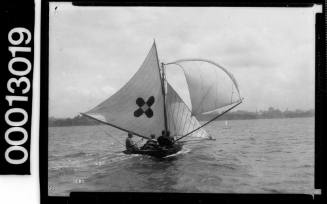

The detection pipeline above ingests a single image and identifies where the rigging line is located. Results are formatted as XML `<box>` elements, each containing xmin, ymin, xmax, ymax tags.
<box><xmin>164</xmin><ymin>58</ymin><xmax>240</xmax><ymax>94</ymax></box>
<box><xmin>167</xmin><ymin>79</ymin><xmax>208</xmax><ymax>139</ymax></box>
<box><xmin>169</xmin><ymin>104</ymin><xmax>177</xmax><ymax>136</ymax></box>
<box><xmin>165</xmin><ymin>61</ymin><xmax>241</xmax><ymax>141</ymax></box>
<box><xmin>166</xmin><ymin>64</ymin><xmax>193</xmax><ymax>111</ymax></box>
<box><xmin>180</xmin><ymin>104</ymin><xmax>187</xmax><ymax>134</ymax></box>
<box><xmin>84</xmin><ymin>117</ymin><xmax>125</xmax><ymax>148</ymax></box>
<box><xmin>191</xmin><ymin>118</ymin><xmax>196</xmax><ymax>136</ymax></box>
<box><xmin>170</xmin><ymin>95</ymin><xmax>178</xmax><ymax>135</ymax></box>
<box><xmin>166</xmin><ymin>103</ymin><xmax>171</xmax><ymax>131</ymax></box>
<box><xmin>217</xmin><ymin>67</ymin><xmax>220</xmax><ymax>106</ymax></box>
<box><xmin>167</xmin><ymin>104</ymin><xmax>173</xmax><ymax>133</ymax></box>
<box><xmin>94</xmin><ymin>119</ymin><xmax>144</xmax><ymax>149</ymax></box>
<box><xmin>184</xmin><ymin>110</ymin><xmax>192</xmax><ymax>135</ymax></box>
<box><xmin>199</xmin><ymin>66</ymin><xmax>204</xmax><ymax>113</ymax></box>
<box><xmin>194</xmin><ymin>83</ymin><xmax>215</xmax><ymax>114</ymax></box>
<box><xmin>231</xmin><ymin>83</ymin><xmax>234</xmax><ymax>104</ymax></box>
<box><xmin>97</xmin><ymin>125</ymin><xmax>125</xmax><ymax>147</ymax></box>
<box><xmin>167</xmin><ymin>93</ymin><xmax>175</xmax><ymax>134</ymax></box>
<box><xmin>175</xmin><ymin>99</ymin><xmax>182</xmax><ymax>132</ymax></box>
<box><xmin>178</xmin><ymin>102</ymin><xmax>186</xmax><ymax>134</ymax></box>
<box><xmin>174</xmin><ymin>100</ymin><xmax>243</xmax><ymax>143</ymax></box>
<box><xmin>180</xmin><ymin>138</ymin><xmax>213</xmax><ymax>143</ymax></box>
<box><xmin>168</xmin><ymin>80</ymin><xmax>194</xmax><ymax>122</ymax></box>
<box><xmin>184</xmin><ymin>112</ymin><xmax>193</xmax><ymax>137</ymax></box>
<box><xmin>168</xmin><ymin>82</ymin><xmax>194</xmax><ymax>135</ymax></box>
<box><xmin>175</xmin><ymin>62</ymin><xmax>205</xmax><ymax>113</ymax></box>
<box><xmin>80</xmin><ymin>113</ymin><xmax>149</xmax><ymax>140</ymax></box>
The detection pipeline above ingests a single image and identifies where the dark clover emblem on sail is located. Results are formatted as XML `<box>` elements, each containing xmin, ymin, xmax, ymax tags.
<box><xmin>134</xmin><ymin>96</ymin><xmax>155</xmax><ymax>118</ymax></box>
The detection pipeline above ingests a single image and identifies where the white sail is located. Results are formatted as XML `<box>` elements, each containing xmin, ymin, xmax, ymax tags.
<box><xmin>166</xmin><ymin>83</ymin><xmax>210</xmax><ymax>139</ymax></box>
<box><xmin>84</xmin><ymin>43</ymin><xmax>165</xmax><ymax>139</ymax></box>
<box><xmin>167</xmin><ymin>59</ymin><xmax>241</xmax><ymax>116</ymax></box>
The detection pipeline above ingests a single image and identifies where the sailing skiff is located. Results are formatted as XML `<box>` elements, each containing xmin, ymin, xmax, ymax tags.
<box><xmin>82</xmin><ymin>42</ymin><xmax>242</xmax><ymax>158</ymax></box>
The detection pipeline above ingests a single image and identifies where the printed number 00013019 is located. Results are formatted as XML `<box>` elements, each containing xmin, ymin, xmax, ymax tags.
<box><xmin>5</xmin><ymin>27</ymin><xmax>32</xmax><ymax>165</ymax></box>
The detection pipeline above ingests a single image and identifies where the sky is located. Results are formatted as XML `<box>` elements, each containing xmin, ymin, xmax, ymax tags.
<box><xmin>49</xmin><ymin>3</ymin><xmax>319</xmax><ymax>118</ymax></box>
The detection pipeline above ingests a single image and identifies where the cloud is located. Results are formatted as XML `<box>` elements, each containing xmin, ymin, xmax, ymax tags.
<box><xmin>49</xmin><ymin>4</ymin><xmax>316</xmax><ymax>117</ymax></box>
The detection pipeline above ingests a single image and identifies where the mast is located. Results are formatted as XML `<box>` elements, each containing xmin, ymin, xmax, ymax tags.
<box><xmin>161</xmin><ymin>62</ymin><xmax>168</xmax><ymax>135</ymax></box>
<box><xmin>153</xmin><ymin>40</ymin><xmax>168</xmax><ymax>135</ymax></box>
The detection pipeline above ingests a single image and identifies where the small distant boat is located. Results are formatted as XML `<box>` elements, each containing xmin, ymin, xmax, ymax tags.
<box><xmin>81</xmin><ymin>41</ymin><xmax>242</xmax><ymax>158</ymax></box>
<box><xmin>223</xmin><ymin>120</ymin><xmax>231</xmax><ymax>129</ymax></box>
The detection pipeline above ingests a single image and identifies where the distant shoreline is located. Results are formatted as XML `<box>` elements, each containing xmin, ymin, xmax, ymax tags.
<box><xmin>49</xmin><ymin>107</ymin><xmax>314</xmax><ymax>127</ymax></box>
<box><xmin>49</xmin><ymin>116</ymin><xmax>314</xmax><ymax>128</ymax></box>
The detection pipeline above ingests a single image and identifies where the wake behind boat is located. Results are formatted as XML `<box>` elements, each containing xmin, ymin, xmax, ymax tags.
<box><xmin>81</xmin><ymin>41</ymin><xmax>242</xmax><ymax>158</ymax></box>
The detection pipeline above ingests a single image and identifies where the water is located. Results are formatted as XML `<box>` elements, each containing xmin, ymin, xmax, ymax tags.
<box><xmin>48</xmin><ymin>117</ymin><xmax>314</xmax><ymax>196</ymax></box>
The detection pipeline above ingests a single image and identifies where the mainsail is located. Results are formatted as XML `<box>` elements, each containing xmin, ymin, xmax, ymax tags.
<box><xmin>166</xmin><ymin>83</ymin><xmax>210</xmax><ymax>139</ymax></box>
<box><xmin>166</xmin><ymin>59</ymin><xmax>242</xmax><ymax>116</ymax></box>
<box><xmin>83</xmin><ymin>43</ymin><xmax>165</xmax><ymax>139</ymax></box>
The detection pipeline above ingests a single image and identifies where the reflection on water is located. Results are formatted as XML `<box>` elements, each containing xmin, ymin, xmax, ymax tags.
<box><xmin>48</xmin><ymin>117</ymin><xmax>314</xmax><ymax>196</ymax></box>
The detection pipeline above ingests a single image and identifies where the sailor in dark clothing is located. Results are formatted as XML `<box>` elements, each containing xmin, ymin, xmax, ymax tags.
<box><xmin>125</xmin><ymin>132</ymin><xmax>139</xmax><ymax>152</ymax></box>
<box><xmin>157</xmin><ymin>131</ymin><xmax>165</xmax><ymax>146</ymax></box>
<box><xmin>157</xmin><ymin>130</ymin><xmax>174</xmax><ymax>148</ymax></box>
<box><xmin>141</xmin><ymin>134</ymin><xmax>158</xmax><ymax>150</ymax></box>
<box><xmin>165</xmin><ymin>131</ymin><xmax>175</xmax><ymax>145</ymax></box>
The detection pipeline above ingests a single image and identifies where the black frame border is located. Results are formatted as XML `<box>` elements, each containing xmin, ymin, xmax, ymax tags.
<box><xmin>40</xmin><ymin>1</ymin><xmax>326</xmax><ymax>203</ymax></box>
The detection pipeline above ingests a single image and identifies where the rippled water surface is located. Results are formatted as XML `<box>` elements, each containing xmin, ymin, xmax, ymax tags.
<box><xmin>48</xmin><ymin>117</ymin><xmax>314</xmax><ymax>196</ymax></box>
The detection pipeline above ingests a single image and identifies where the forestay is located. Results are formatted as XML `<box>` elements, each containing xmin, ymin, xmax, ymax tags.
<box><xmin>167</xmin><ymin>59</ymin><xmax>242</xmax><ymax>116</ymax></box>
<box><xmin>166</xmin><ymin>83</ymin><xmax>210</xmax><ymax>139</ymax></box>
<box><xmin>83</xmin><ymin>43</ymin><xmax>165</xmax><ymax>139</ymax></box>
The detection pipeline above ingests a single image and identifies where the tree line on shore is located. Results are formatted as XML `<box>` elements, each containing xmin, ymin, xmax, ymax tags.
<box><xmin>197</xmin><ymin>107</ymin><xmax>314</xmax><ymax>121</ymax></box>
<box><xmin>49</xmin><ymin>107</ymin><xmax>314</xmax><ymax>127</ymax></box>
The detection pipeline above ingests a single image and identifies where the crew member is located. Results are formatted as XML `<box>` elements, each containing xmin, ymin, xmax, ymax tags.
<box><xmin>157</xmin><ymin>130</ymin><xmax>174</xmax><ymax>147</ymax></box>
<box><xmin>125</xmin><ymin>132</ymin><xmax>139</xmax><ymax>152</ymax></box>
<box><xmin>141</xmin><ymin>134</ymin><xmax>158</xmax><ymax>150</ymax></box>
